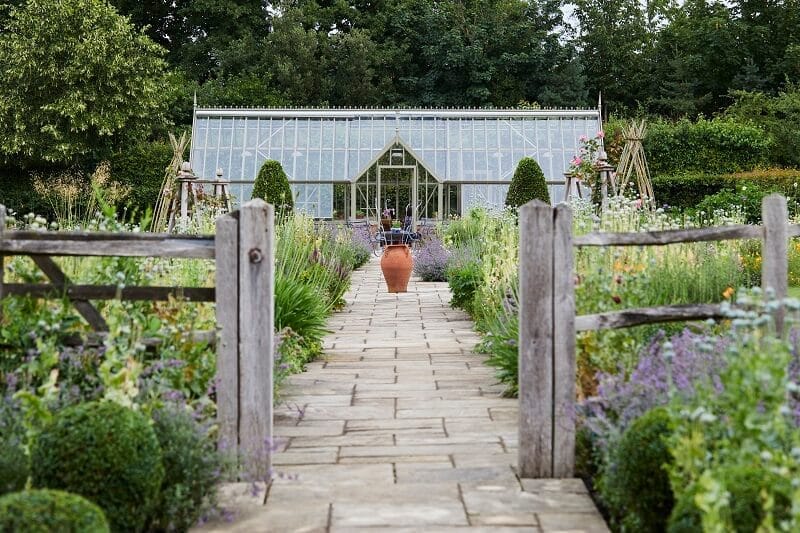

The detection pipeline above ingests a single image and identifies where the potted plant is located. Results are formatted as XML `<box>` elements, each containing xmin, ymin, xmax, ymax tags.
<box><xmin>381</xmin><ymin>208</ymin><xmax>393</xmax><ymax>231</ymax></box>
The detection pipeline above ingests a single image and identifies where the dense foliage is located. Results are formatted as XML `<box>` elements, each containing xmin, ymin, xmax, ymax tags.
<box><xmin>725</xmin><ymin>86</ymin><xmax>800</xmax><ymax>169</ymax></box>
<box><xmin>577</xmin><ymin>290</ymin><xmax>800</xmax><ymax>531</ymax></box>
<box><xmin>505</xmin><ymin>157</ymin><xmax>550</xmax><ymax>208</ymax></box>
<box><xmin>640</xmin><ymin>118</ymin><xmax>771</xmax><ymax>176</ymax></box>
<box><xmin>95</xmin><ymin>0</ymin><xmax>800</xmax><ymax>117</ymax></box>
<box><xmin>651</xmin><ymin>169</ymin><xmax>800</xmax><ymax>221</ymax></box>
<box><xmin>0</xmin><ymin>0</ymin><xmax>173</xmax><ymax>166</ymax></box>
<box><xmin>0</xmin><ymin>489</ymin><xmax>110</xmax><ymax>533</ymax></box>
<box><xmin>0</xmin><ymin>402</ymin><xmax>27</xmax><ymax>496</ymax></box>
<box><xmin>31</xmin><ymin>401</ymin><xmax>164</xmax><ymax>533</ymax></box>
<box><xmin>0</xmin><ymin>184</ymin><xmax>371</xmax><ymax>528</ymax></box>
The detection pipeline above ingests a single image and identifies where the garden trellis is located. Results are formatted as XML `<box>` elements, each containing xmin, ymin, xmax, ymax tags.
<box><xmin>518</xmin><ymin>194</ymin><xmax>793</xmax><ymax>478</ymax></box>
<box><xmin>0</xmin><ymin>201</ymin><xmax>275</xmax><ymax>474</ymax></box>
<box><xmin>615</xmin><ymin>120</ymin><xmax>655</xmax><ymax>205</ymax></box>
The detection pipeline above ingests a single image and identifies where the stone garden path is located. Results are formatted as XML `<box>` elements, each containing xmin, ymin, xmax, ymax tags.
<box><xmin>199</xmin><ymin>257</ymin><xmax>609</xmax><ymax>532</ymax></box>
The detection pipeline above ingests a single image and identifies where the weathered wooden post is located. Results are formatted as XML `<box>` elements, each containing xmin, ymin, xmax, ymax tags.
<box><xmin>519</xmin><ymin>200</ymin><xmax>554</xmax><ymax>478</ymax></box>
<box><xmin>178</xmin><ymin>162</ymin><xmax>196</xmax><ymax>223</ymax></box>
<box><xmin>215</xmin><ymin>200</ymin><xmax>275</xmax><ymax>477</ymax></box>
<box><xmin>761</xmin><ymin>194</ymin><xmax>788</xmax><ymax>332</ymax></box>
<box><xmin>238</xmin><ymin>199</ymin><xmax>274</xmax><ymax>477</ymax></box>
<box><xmin>519</xmin><ymin>200</ymin><xmax>576</xmax><ymax>478</ymax></box>
<box><xmin>552</xmin><ymin>203</ymin><xmax>576</xmax><ymax>477</ymax></box>
<box><xmin>215</xmin><ymin>210</ymin><xmax>239</xmax><ymax>458</ymax></box>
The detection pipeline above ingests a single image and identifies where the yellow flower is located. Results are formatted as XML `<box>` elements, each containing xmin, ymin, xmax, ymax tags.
<box><xmin>722</xmin><ymin>286</ymin><xmax>734</xmax><ymax>300</ymax></box>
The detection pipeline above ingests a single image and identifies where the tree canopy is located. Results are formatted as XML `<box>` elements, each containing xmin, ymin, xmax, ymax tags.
<box><xmin>0</xmin><ymin>0</ymin><xmax>174</xmax><ymax>165</ymax></box>
<box><xmin>101</xmin><ymin>0</ymin><xmax>800</xmax><ymax>117</ymax></box>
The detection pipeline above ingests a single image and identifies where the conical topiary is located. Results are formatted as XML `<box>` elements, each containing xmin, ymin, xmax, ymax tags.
<box><xmin>251</xmin><ymin>160</ymin><xmax>294</xmax><ymax>216</ymax></box>
<box><xmin>505</xmin><ymin>157</ymin><xmax>550</xmax><ymax>208</ymax></box>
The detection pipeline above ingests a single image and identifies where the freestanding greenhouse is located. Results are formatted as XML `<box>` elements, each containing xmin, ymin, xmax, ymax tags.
<box><xmin>190</xmin><ymin>107</ymin><xmax>602</xmax><ymax>223</ymax></box>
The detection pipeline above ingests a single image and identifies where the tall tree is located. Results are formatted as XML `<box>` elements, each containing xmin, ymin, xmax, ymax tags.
<box><xmin>732</xmin><ymin>0</ymin><xmax>800</xmax><ymax>91</ymax></box>
<box><xmin>371</xmin><ymin>0</ymin><xmax>583</xmax><ymax>107</ymax></box>
<box><xmin>0</xmin><ymin>0</ymin><xmax>174</xmax><ymax>165</ymax></box>
<box><xmin>110</xmin><ymin>0</ymin><xmax>270</xmax><ymax>81</ymax></box>
<box><xmin>647</xmin><ymin>0</ymin><xmax>740</xmax><ymax>116</ymax></box>
<box><xmin>572</xmin><ymin>0</ymin><xmax>651</xmax><ymax>113</ymax></box>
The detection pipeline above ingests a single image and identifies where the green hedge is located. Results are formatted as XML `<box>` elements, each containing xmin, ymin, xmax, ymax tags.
<box><xmin>605</xmin><ymin>117</ymin><xmax>772</xmax><ymax>177</ymax></box>
<box><xmin>645</xmin><ymin>118</ymin><xmax>771</xmax><ymax>176</ymax></box>
<box><xmin>652</xmin><ymin>169</ymin><xmax>800</xmax><ymax>211</ymax></box>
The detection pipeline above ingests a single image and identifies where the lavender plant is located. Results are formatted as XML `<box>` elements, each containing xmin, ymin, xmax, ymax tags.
<box><xmin>413</xmin><ymin>234</ymin><xmax>450</xmax><ymax>282</ymax></box>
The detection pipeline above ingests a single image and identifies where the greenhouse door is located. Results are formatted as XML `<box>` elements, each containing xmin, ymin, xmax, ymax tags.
<box><xmin>350</xmin><ymin>138</ymin><xmax>442</xmax><ymax>224</ymax></box>
<box><xmin>377</xmin><ymin>165</ymin><xmax>416</xmax><ymax>224</ymax></box>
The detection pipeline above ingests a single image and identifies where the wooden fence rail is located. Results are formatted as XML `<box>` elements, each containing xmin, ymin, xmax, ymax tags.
<box><xmin>0</xmin><ymin>201</ymin><xmax>274</xmax><ymax>475</ymax></box>
<box><xmin>519</xmin><ymin>194</ymin><xmax>794</xmax><ymax>478</ymax></box>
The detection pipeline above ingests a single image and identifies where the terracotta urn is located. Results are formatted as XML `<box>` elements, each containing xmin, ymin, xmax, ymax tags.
<box><xmin>381</xmin><ymin>218</ymin><xmax>392</xmax><ymax>231</ymax></box>
<box><xmin>380</xmin><ymin>244</ymin><xmax>413</xmax><ymax>293</ymax></box>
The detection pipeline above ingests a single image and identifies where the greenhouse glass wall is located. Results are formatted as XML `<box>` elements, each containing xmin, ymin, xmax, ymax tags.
<box><xmin>190</xmin><ymin>107</ymin><xmax>601</xmax><ymax>222</ymax></box>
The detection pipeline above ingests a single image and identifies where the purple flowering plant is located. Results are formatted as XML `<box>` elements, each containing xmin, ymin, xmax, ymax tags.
<box><xmin>413</xmin><ymin>234</ymin><xmax>451</xmax><ymax>282</ymax></box>
<box><xmin>580</xmin><ymin>327</ymin><xmax>728</xmax><ymax>453</ymax></box>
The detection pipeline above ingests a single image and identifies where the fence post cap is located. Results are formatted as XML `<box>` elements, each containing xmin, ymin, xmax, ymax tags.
<box><xmin>242</xmin><ymin>198</ymin><xmax>271</xmax><ymax>210</ymax></box>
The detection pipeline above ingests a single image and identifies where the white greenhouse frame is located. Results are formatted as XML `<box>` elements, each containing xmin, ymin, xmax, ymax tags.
<box><xmin>190</xmin><ymin>106</ymin><xmax>602</xmax><ymax>223</ymax></box>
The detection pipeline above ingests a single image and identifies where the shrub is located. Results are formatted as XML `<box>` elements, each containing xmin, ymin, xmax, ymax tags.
<box><xmin>251</xmin><ymin>160</ymin><xmax>293</xmax><ymax>216</ymax></box>
<box><xmin>479</xmin><ymin>301</ymin><xmax>519</xmax><ymax>395</ymax></box>
<box><xmin>348</xmin><ymin>227</ymin><xmax>372</xmax><ymax>269</ymax></box>
<box><xmin>600</xmin><ymin>407</ymin><xmax>674</xmax><ymax>533</ymax></box>
<box><xmin>644</xmin><ymin>117</ymin><xmax>771</xmax><ymax>176</ymax></box>
<box><xmin>31</xmin><ymin>401</ymin><xmax>164</xmax><ymax>533</ymax></box>
<box><xmin>444</xmin><ymin>208</ymin><xmax>490</xmax><ymax>247</ymax></box>
<box><xmin>0</xmin><ymin>489</ymin><xmax>109</xmax><ymax>533</ymax></box>
<box><xmin>725</xmin><ymin>87</ymin><xmax>800</xmax><ymax>169</ymax></box>
<box><xmin>652</xmin><ymin>169</ymin><xmax>800</xmax><ymax>218</ymax></box>
<box><xmin>505</xmin><ymin>157</ymin><xmax>549</xmax><ymax>208</ymax></box>
<box><xmin>413</xmin><ymin>235</ymin><xmax>450</xmax><ymax>282</ymax></box>
<box><xmin>0</xmin><ymin>435</ymin><xmax>28</xmax><ymax>497</ymax></box>
<box><xmin>147</xmin><ymin>406</ymin><xmax>222</xmax><ymax>532</ymax></box>
<box><xmin>582</xmin><ymin>329</ymin><xmax>727</xmax><ymax>446</ymax></box>
<box><xmin>667</xmin><ymin>465</ymin><xmax>792</xmax><ymax>533</ymax></box>
<box><xmin>446</xmin><ymin>256</ymin><xmax>482</xmax><ymax>315</ymax></box>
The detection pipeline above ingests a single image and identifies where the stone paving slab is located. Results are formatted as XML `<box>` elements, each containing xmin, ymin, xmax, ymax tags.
<box><xmin>196</xmin><ymin>256</ymin><xmax>608</xmax><ymax>532</ymax></box>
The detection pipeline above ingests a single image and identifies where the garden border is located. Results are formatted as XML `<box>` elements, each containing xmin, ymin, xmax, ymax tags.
<box><xmin>519</xmin><ymin>193</ymin><xmax>793</xmax><ymax>478</ymax></box>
